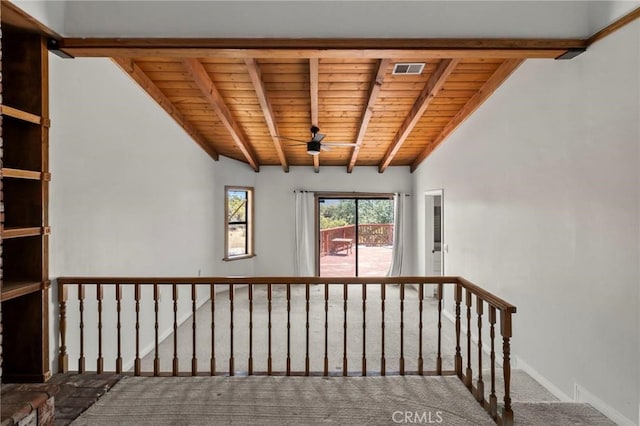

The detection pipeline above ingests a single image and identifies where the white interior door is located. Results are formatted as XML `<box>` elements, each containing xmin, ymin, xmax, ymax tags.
<box><xmin>425</xmin><ymin>190</ymin><xmax>444</xmax><ymax>276</ymax></box>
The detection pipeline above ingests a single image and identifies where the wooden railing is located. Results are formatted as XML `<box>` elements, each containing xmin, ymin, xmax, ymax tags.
<box><xmin>320</xmin><ymin>224</ymin><xmax>393</xmax><ymax>255</ymax></box>
<box><xmin>57</xmin><ymin>276</ymin><xmax>516</xmax><ymax>425</ymax></box>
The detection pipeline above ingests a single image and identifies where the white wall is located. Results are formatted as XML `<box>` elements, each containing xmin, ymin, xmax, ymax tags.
<box><xmin>412</xmin><ymin>21</ymin><xmax>640</xmax><ymax>424</ymax></box>
<box><xmin>48</xmin><ymin>56</ymin><xmax>223</xmax><ymax>373</ymax></box>
<box><xmin>253</xmin><ymin>166</ymin><xmax>413</xmax><ymax>276</ymax></box>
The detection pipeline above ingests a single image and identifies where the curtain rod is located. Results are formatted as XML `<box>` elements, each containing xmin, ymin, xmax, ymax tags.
<box><xmin>294</xmin><ymin>190</ymin><xmax>410</xmax><ymax>196</ymax></box>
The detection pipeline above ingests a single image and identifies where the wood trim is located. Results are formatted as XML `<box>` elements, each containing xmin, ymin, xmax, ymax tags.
<box><xmin>587</xmin><ymin>6</ymin><xmax>640</xmax><ymax>46</ymax></box>
<box><xmin>347</xmin><ymin>58</ymin><xmax>390</xmax><ymax>173</ymax></box>
<box><xmin>56</xmin><ymin>275</ymin><xmax>517</xmax><ymax>312</ymax></box>
<box><xmin>183</xmin><ymin>58</ymin><xmax>259</xmax><ymax>171</ymax></box>
<box><xmin>2</xmin><ymin>227</ymin><xmax>42</xmax><ymax>239</ymax></box>
<box><xmin>378</xmin><ymin>58</ymin><xmax>459</xmax><ymax>173</ymax></box>
<box><xmin>0</xmin><ymin>1</ymin><xmax>62</xmax><ymax>39</ymax></box>
<box><xmin>1</xmin><ymin>168</ymin><xmax>41</xmax><ymax>180</ymax></box>
<box><xmin>112</xmin><ymin>58</ymin><xmax>219</xmax><ymax>161</ymax></box>
<box><xmin>56</xmin><ymin>37</ymin><xmax>585</xmax><ymax>59</ymax></box>
<box><xmin>245</xmin><ymin>58</ymin><xmax>288</xmax><ymax>172</ymax></box>
<box><xmin>309</xmin><ymin>58</ymin><xmax>320</xmax><ymax>173</ymax></box>
<box><xmin>1</xmin><ymin>281</ymin><xmax>43</xmax><ymax>302</ymax></box>
<box><xmin>411</xmin><ymin>59</ymin><xmax>524</xmax><ymax>172</ymax></box>
<box><xmin>0</xmin><ymin>105</ymin><xmax>41</xmax><ymax>124</ymax></box>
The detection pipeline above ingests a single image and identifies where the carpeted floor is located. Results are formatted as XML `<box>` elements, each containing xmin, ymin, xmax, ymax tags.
<box><xmin>71</xmin><ymin>375</ymin><xmax>496</xmax><ymax>425</ymax></box>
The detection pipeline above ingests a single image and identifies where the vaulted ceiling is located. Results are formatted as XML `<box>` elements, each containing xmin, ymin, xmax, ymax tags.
<box><xmin>12</xmin><ymin>1</ymin><xmax>640</xmax><ymax>173</ymax></box>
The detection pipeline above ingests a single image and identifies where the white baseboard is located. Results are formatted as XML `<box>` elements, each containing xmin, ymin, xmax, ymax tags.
<box><xmin>513</xmin><ymin>357</ymin><xmax>572</xmax><ymax>402</ymax></box>
<box><xmin>574</xmin><ymin>383</ymin><xmax>636</xmax><ymax>426</ymax></box>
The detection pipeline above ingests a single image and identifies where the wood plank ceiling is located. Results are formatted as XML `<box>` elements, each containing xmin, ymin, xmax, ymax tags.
<box><xmin>58</xmin><ymin>39</ymin><xmax>588</xmax><ymax>173</ymax></box>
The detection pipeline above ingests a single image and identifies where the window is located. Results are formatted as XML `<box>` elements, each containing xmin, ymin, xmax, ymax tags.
<box><xmin>318</xmin><ymin>195</ymin><xmax>394</xmax><ymax>277</ymax></box>
<box><xmin>224</xmin><ymin>186</ymin><xmax>254</xmax><ymax>260</ymax></box>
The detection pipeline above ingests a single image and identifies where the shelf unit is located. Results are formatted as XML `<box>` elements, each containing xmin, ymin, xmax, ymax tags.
<box><xmin>1</xmin><ymin>19</ymin><xmax>51</xmax><ymax>382</ymax></box>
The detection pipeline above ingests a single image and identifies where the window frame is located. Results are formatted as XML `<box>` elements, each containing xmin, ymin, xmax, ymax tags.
<box><xmin>223</xmin><ymin>185</ymin><xmax>255</xmax><ymax>261</ymax></box>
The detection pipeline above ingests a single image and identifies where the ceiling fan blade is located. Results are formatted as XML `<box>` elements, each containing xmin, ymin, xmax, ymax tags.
<box><xmin>312</xmin><ymin>133</ymin><xmax>326</xmax><ymax>143</ymax></box>
<box><xmin>321</xmin><ymin>142</ymin><xmax>358</xmax><ymax>147</ymax></box>
<box><xmin>320</xmin><ymin>145</ymin><xmax>331</xmax><ymax>151</ymax></box>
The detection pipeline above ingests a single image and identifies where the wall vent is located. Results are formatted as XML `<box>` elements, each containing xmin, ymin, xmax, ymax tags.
<box><xmin>392</xmin><ymin>63</ymin><xmax>425</xmax><ymax>75</ymax></box>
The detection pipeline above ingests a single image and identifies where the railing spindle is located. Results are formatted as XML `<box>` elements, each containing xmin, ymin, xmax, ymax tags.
<box><xmin>210</xmin><ymin>284</ymin><xmax>216</xmax><ymax>376</ymax></box>
<box><xmin>454</xmin><ymin>284</ymin><xmax>463</xmax><ymax>378</ymax></box>
<box><xmin>465</xmin><ymin>289</ymin><xmax>473</xmax><ymax>388</ymax></box>
<box><xmin>78</xmin><ymin>284</ymin><xmax>85</xmax><ymax>373</ymax></box>
<box><xmin>343</xmin><ymin>283</ymin><xmax>348</xmax><ymax>376</ymax></box>
<box><xmin>134</xmin><ymin>284</ymin><xmax>141</xmax><ymax>375</ymax></box>
<box><xmin>489</xmin><ymin>306</ymin><xmax>497</xmax><ymax>419</ymax></box>
<box><xmin>229</xmin><ymin>284</ymin><xmax>234</xmax><ymax>376</ymax></box>
<box><xmin>399</xmin><ymin>282</ymin><xmax>405</xmax><ymax>375</ymax></box>
<box><xmin>437</xmin><ymin>282</ymin><xmax>443</xmax><ymax>374</ymax></box>
<box><xmin>115</xmin><ymin>284</ymin><xmax>122</xmax><ymax>373</ymax></box>
<box><xmin>381</xmin><ymin>283</ymin><xmax>386</xmax><ymax>376</ymax></box>
<box><xmin>173</xmin><ymin>284</ymin><xmax>179</xmax><ymax>375</ymax></box>
<box><xmin>267</xmin><ymin>283</ymin><xmax>272</xmax><ymax>375</ymax></box>
<box><xmin>154</xmin><ymin>284</ymin><xmax>160</xmax><ymax>376</ymax></box>
<box><xmin>58</xmin><ymin>283</ymin><xmax>68</xmax><ymax>373</ymax></box>
<box><xmin>323</xmin><ymin>283</ymin><xmax>329</xmax><ymax>376</ymax></box>
<box><xmin>191</xmin><ymin>284</ymin><xmax>197</xmax><ymax>376</ymax></box>
<box><xmin>305</xmin><ymin>283</ymin><xmax>310</xmax><ymax>376</ymax></box>
<box><xmin>97</xmin><ymin>284</ymin><xmax>103</xmax><ymax>373</ymax></box>
<box><xmin>418</xmin><ymin>283</ymin><xmax>424</xmax><ymax>375</ymax></box>
<box><xmin>476</xmin><ymin>296</ymin><xmax>484</xmax><ymax>402</ymax></box>
<box><xmin>248</xmin><ymin>283</ymin><xmax>253</xmax><ymax>375</ymax></box>
<box><xmin>362</xmin><ymin>283</ymin><xmax>367</xmax><ymax>376</ymax></box>
<box><xmin>287</xmin><ymin>283</ymin><xmax>291</xmax><ymax>376</ymax></box>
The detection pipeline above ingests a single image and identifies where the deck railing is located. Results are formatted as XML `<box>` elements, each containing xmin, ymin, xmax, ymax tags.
<box><xmin>57</xmin><ymin>276</ymin><xmax>516</xmax><ymax>425</ymax></box>
<box><xmin>320</xmin><ymin>224</ymin><xmax>393</xmax><ymax>255</ymax></box>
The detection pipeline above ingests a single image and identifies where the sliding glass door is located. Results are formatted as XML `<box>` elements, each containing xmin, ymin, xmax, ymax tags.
<box><xmin>318</xmin><ymin>197</ymin><xmax>394</xmax><ymax>277</ymax></box>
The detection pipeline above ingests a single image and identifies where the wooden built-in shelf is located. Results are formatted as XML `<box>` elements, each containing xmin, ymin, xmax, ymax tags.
<box><xmin>0</xmin><ymin>105</ymin><xmax>41</xmax><ymax>125</ymax></box>
<box><xmin>1</xmin><ymin>280</ymin><xmax>43</xmax><ymax>302</ymax></box>
<box><xmin>2</xmin><ymin>227</ymin><xmax>43</xmax><ymax>239</ymax></box>
<box><xmin>1</xmin><ymin>168</ymin><xmax>41</xmax><ymax>180</ymax></box>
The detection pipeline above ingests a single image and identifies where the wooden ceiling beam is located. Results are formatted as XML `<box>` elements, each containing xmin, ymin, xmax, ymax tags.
<box><xmin>411</xmin><ymin>59</ymin><xmax>524</xmax><ymax>172</ymax></box>
<box><xmin>347</xmin><ymin>58</ymin><xmax>391</xmax><ymax>173</ymax></box>
<box><xmin>58</xmin><ymin>37</ymin><xmax>586</xmax><ymax>59</ymax></box>
<box><xmin>310</xmin><ymin>58</ymin><xmax>320</xmax><ymax>173</ymax></box>
<box><xmin>245</xmin><ymin>58</ymin><xmax>289</xmax><ymax>172</ymax></box>
<box><xmin>182</xmin><ymin>58</ymin><xmax>259</xmax><ymax>171</ymax></box>
<box><xmin>378</xmin><ymin>58</ymin><xmax>459</xmax><ymax>173</ymax></box>
<box><xmin>112</xmin><ymin>58</ymin><xmax>219</xmax><ymax>161</ymax></box>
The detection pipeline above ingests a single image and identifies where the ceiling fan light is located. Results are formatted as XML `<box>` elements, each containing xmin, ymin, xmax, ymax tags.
<box><xmin>307</xmin><ymin>141</ymin><xmax>322</xmax><ymax>155</ymax></box>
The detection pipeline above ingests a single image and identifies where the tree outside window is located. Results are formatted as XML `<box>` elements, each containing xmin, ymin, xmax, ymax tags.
<box><xmin>224</xmin><ymin>186</ymin><xmax>254</xmax><ymax>260</ymax></box>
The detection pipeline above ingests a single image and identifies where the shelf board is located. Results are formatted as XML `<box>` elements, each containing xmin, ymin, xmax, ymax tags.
<box><xmin>0</xmin><ymin>105</ymin><xmax>41</xmax><ymax>125</ymax></box>
<box><xmin>2</xmin><ymin>227</ymin><xmax>42</xmax><ymax>239</ymax></box>
<box><xmin>1</xmin><ymin>168</ymin><xmax>41</xmax><ymax>180</ymax></box>
<box><xmin>1</xmin><ymin>281</ymin><xmax>43</xmax><ymax>302</ymax></box>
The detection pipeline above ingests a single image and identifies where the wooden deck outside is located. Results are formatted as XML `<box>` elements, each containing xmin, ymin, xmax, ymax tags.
<box><xmin>320</xmin><ymin>245</ymin><xmax>393</xmax><ymax>277</ymax></box>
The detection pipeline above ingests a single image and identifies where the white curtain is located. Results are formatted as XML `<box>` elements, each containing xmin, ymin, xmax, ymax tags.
<box><xmin>294</xmin><ymin>190</ymin><xmax>316</xmax><ymax>276</ymax></box>
<box><xmin>387</xmin><ymin>193</ymin><xmax>408</xmax><ymax>276</ymax></box>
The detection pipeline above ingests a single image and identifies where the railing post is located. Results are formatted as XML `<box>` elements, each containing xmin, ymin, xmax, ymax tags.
<box><xmin>58</xmin><ymin>282</ymin><xmax>68</xmax><ymax>373</ymax></box>
<box><xmin>501</xmin><ymin>310</ymin><xmax>514</xmax><ymax>426</ymax></box>
<box><xmin>454</xmin><ymin>284</ymin><xmax>463</xmax><ymax>378</ymax></box>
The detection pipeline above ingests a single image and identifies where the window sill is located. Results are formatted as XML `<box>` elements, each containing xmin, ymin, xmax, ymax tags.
<box><xmin>222</xmin><ymin>254</ymin><xmax>256</xmax><ymax>262</ymax></box>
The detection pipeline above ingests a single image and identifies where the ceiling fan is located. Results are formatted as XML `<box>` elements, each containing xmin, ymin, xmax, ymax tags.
<box><xmin>277</xmin><ymin>126</ymin><xmax>358</xmax><ymax>155</ymax></box>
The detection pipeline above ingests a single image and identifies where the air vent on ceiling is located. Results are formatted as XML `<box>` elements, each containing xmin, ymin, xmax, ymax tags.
<box><xmin>392</xmin><ymin>63</ymin><xmax>425</xmax><ymax>75</ymax></box>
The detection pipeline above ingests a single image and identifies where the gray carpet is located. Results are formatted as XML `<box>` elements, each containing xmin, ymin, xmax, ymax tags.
<box><xmin>71</xmin><ymin>375</ymin><xmax>496</xmax><ymax>425</ymax></box>
<box><xmin>513</xmin><ymin>402</ymin><xmax>616</xmax><ymax>425</ymax></box>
